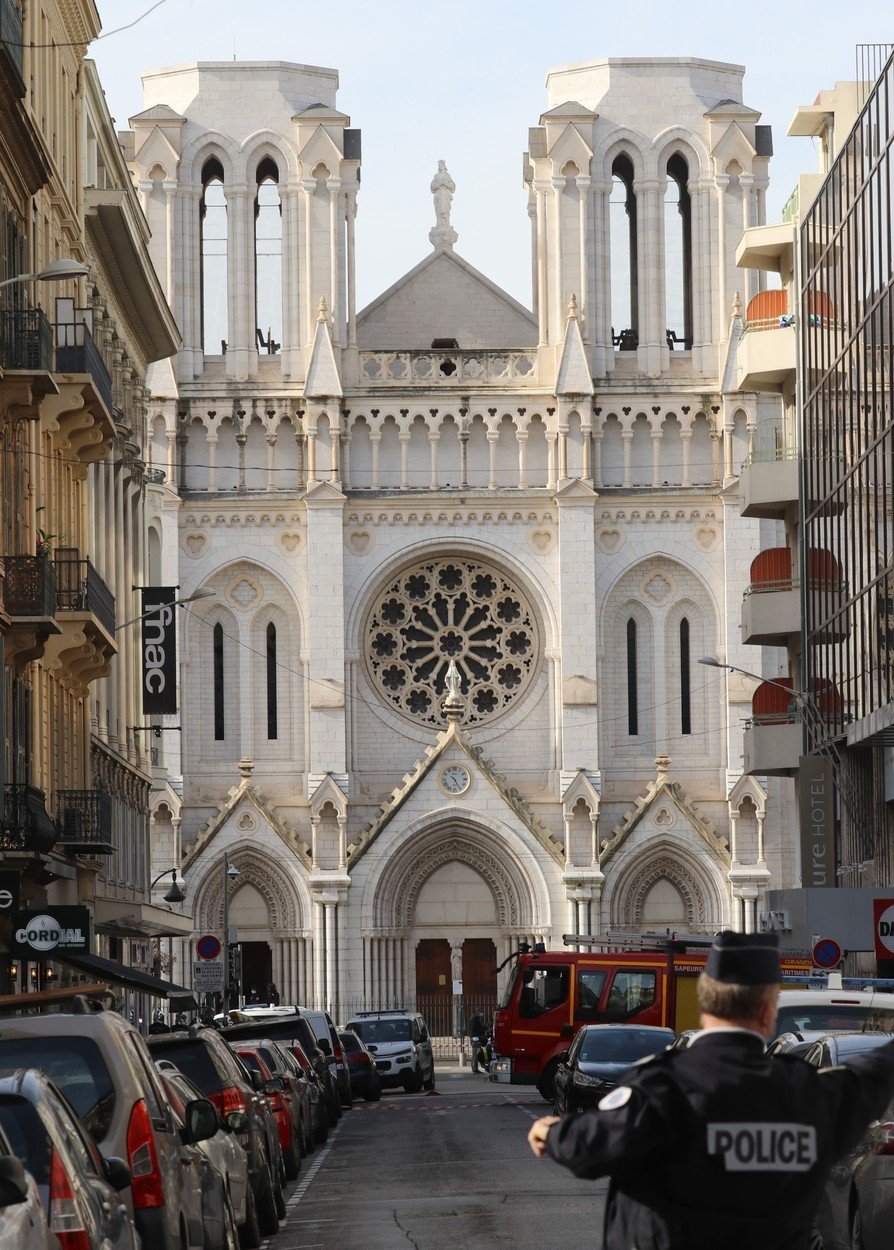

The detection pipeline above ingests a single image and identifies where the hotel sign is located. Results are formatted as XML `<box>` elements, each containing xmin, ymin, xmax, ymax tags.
<box><xmin>799</xmin><ymin>755</ymin><xmax>835</xmax><ymax>889</ymax></box>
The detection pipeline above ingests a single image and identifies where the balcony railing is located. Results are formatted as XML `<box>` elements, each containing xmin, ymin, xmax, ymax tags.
<box><xmin>0</xmin><ymin>783</ymin><xmax>57</xmax><ymax>854</ymax></box>
<box><xmin>54</xmin><ymin>550</ymin><xmax>115</xmax><ymax>636</ymax></box>
<box><xmin>0</xmin><ymin>0</ymin><xmax>25</xmax><ymax>95</ymax></box>
<box><xmin>359</xmin><ymin>349</ymin><xmax>538</xmax><ymax>386</ymax></box>
<box><xmin>0</xmin><ymin>308</ymin><xmax>55</xmax><ymax>372</ymax></box>
<box><xmin>2</xmin><ymin>555</ymin><xmax>57</xmax><ymax>618</ymax></box>
<box><xmin>55</xmin><ymin>788</ymin><xmax>114</xmax><ymax>855</ymax></box>
<box><xmin>55</xmin><ymin>322</ymin><xmax>113</xmax><ymax>414</ymax></box>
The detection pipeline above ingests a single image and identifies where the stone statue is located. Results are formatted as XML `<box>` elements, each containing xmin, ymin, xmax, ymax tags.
<box><xmin>450</xmin><ymin>944</ymin><xmax>463</xmax><ymax>981</ymax></box>
<box><xmin>441</xmin><ymin>659</ymin><xmax>466</xmax><ymax>722</ymax></box>
<box><xmin>429</xmin><ymin>160</ymin><xmax>458</xmax><ymax>250</ymax></box>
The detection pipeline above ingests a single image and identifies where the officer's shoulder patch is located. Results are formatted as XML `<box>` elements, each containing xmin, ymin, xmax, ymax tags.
<box><xmin>598</xmin><ymin>1085</ymin><xmax>633</xmax><ymax>1111</ymax></box>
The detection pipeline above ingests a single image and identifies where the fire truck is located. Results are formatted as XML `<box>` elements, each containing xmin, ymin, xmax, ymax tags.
<box><xmin>490</xmin><ymin>933</ymin><xmax>812</xmax><ymax>1099</ymax></box>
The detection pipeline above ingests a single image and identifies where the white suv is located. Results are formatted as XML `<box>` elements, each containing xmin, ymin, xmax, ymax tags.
<box><xmin>344</xmin><ymin>1011</ymin><xmax>435</xmax><ymax>1093</ymax></box>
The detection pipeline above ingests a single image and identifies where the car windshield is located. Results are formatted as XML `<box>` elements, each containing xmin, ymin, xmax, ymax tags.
<box><xmin>0</xmin><ymin>1038</ymin><xmax>115</xmax><ymax>1142</ymax></box>
<box><xmin>149</xmin><ymin>1041</ymin><xmax>224</xmax><ymax>1093</ymax></box>
<box><xmin>349</xmin><ymin>1019</ymin><xmax>412</xmax><ymax>1044</ymax></box>
<box><xmin>578</xmin><ymin>1029</ymin><xmax>673</xmax><ymax>1064</ymax></box>
<box><xmin>774</xmin><ymin>1006</ymin><xmax>894</xmax><ymax>1038</ymax></box>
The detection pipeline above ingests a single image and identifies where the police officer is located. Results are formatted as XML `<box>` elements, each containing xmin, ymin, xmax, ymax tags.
<box><xmin>528</xmin><ymin>932</ymin><xmax>894</xmax><ymax>1249</ymax></box>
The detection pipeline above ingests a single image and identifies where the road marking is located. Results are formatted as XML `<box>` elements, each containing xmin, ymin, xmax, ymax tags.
<box><xmin>501</xmin><ymin>1092</ymin><xmax>542</xmax><ymax>1121</ymax></box>
<box><xmin>258</xmin><ymin>1122</ymin><xmax>344</xmax><ymax>1248</ymax></box>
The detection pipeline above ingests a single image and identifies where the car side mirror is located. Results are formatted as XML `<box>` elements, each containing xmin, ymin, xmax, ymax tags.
<box><xmin>0</xmin><ymin>1157</ymin><xmax>29</xmax><ymax>1207</ymax></box>
<box><xmin>555</xmin><ymin>1050</ymin><xmax>570</xmax><ymax>1066</ymax></box>
<box><xmin>102</xmin><ymin>1156</ymin><xmax>131</xmax><ymax>1192</ymax></box>
<box><xmin>317</xmin><ymin>1037</ymin><xmax>331</xmax><ymax>1056</ymax></box>
<box><xmin>419</xmin><ymin>1029</ymin><xmax>429</xmax><ymax>1042</ymax></box>
<box><xmin>264</xmin><ymin>1077</ymin><xmax>284</xmax><ymax>1094</ymax></box>
<box><xmin>226</xmin><ymin>1110</ymin><xmax>250</xmax><ymax>1135</ymax></box>
<box><xmin>250</xmin><ymin>1068</ymin><xmax>265</xmax><ymax>1092</ymax></box>
<box><xmin>182</xmin><ymin>1098</ymin><xmax>219</xmax><ymax>1145</ymax></box>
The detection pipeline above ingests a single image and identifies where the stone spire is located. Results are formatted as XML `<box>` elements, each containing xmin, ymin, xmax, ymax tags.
<box><xmin>429</xmin><ymin>159</ymin><xmax>458</xmax><ymax>251</ymax></box>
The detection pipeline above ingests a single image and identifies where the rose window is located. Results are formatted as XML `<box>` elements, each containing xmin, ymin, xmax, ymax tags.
<box><xmin>364</xmin><ymin>557</ymin><xmax>539</xmax><ymax>726</ymax></box>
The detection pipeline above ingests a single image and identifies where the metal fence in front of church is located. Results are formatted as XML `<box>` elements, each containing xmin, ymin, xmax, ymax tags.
<box><xmin>339</xmin><ymin>994</ymin><xmax>498</xmax><ymax>1060</ymax></box>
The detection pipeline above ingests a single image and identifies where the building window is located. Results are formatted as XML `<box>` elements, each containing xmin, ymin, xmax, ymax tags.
<box><xmin>627</xmin><ymin>617</ymin><xmax>638</xmax><ymax>736</ymax></box>
<box><xmin>611</xmin><ymin>154</ymin><xmax>638</xmax><ymax>350</ymax></box>
<box><xmin>680</xmin><ymin>617</ymin><xmax>691</xmax><ymax>735</ymax></box>
<box><xmin>213</xmin><ymin>622</ymin><xmax>225</xmax><ymax>740</ymax></box>
<box><xmin>200</xmin><ymin>158</ymin><xmax>227</xmax><ymax>355</ymax></box>
<box><xmin>665</xmin><ymin>154</ymin><xmax>693</xmax><ymax>350</ymax></box>
<box><xmin>266</xmin><ymin>621</ymin><xmax>278</xmax><ymax>740</ymax></box>
<box><xmin>254</xmin><ymin>158</ymin><xmax>282</xmax><ymax>355</ymax></box>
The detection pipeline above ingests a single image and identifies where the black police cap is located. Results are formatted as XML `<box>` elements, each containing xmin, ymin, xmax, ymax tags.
<box><xmin>705</xmin><ymin>931</ymin><xmax>781</xmax><ymax>985</ymax></box>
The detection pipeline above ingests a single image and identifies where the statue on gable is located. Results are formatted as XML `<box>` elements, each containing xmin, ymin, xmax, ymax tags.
<box><xmin>429</xmin><ymin>159</ymin><xmax>459</xmax><ymax>251</ymax></box>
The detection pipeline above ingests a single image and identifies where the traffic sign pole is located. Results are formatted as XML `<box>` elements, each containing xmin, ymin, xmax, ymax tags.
<box><xmin>812</xmin><ymin>937</ymin><xmax>843</xmax><ymax>970</ymax></box>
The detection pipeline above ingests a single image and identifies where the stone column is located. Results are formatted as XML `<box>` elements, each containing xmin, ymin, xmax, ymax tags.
<box><xmin>224</xmin><ymin>185</ymin><xmax>255</xmax><ymax>378</ymax></box>
<box><xmin>621</xmin><ymin>429</ymin><xmax>633</xmax><ymax>488</ymax></box>
<box><xmin>459</xmin><ymin>426</ymin><xmax>469</xmax><ymax>489</ymax></box>
<box><xmin>714</xmin><ymin>174</ymin><xmax>730</xmax><ymax>338</ymax></box>
<box><xmin>592</xmin><ymin>427</ymin><xmax>603</xmax><ymax>489</ymax></box>
<box><xmin>302</xmin><ymin>179</ymin><xmax>316</xmax><ymax>346</ymax></box>
<box><xmin>552</xmin><ymin>176</ymin><xmax>565</xmax><ymax>333</ymax></box>
<box><xmin>181</xmin><ymin>187</ymin><xmax>203</xmax><ymax>379</ymax></box>
<box><xmin>516</xmin><ymin>428</ymin><xmax>528</xmax><ymax>489</ymax></box>
<box><xmin>346</xmin><ymin>191</ymin><xmax>358</xmax><ymax>349</ymax></box>
<box><xmin>305</xmin><ymin>428</ymin><xmax>317</xmax><ymax>485</ymax></box>
<box><xmin>428</xmin><ymin>431</ymin><xmax>440</xmax><ymax>489</ymax></box>
<box><xmin>370</xmin><ymin>431</ymin><xmax>381</xmax><ymax>490</ymax></box>
<box><xmin>304</xmin><ymin>482</ymin><xmax>348</xmax><ymax>788</ymax></box>
<box><xmin>636</xmin><ymin>178</ymin><xmax>663</xmax><ymax>375</ymax></box>
<box><xmin>556</xmin><ymin>479</ymin><xmax>599</xmax><ymax>780</ymax></box>
<box><xmin>546</xmin><ymin>431</ymin><xmax>557</xmax><ymax>490</ymax></box>
<box><xmin>327</xmin><ymin>178</ymin><xmax>341</xmax><ymax>343</ymax></box>
<box><xmin>651</xmin><ymin>430</ymin><xmax>662</xmax><ymax>487</ymax></box>
<box><xmin>582</xmin><ymin>423</ymin><xmax>592</xmax><ymax>482</ymax></box>
<box><xmin>576</xmin><ymin>175</ymin><xmax>591</xmax><ymax>346</ymax></box>
<box><xmin>399</xmin><ymin>432</ymin><xmax>410</xmax><ymax>489</ymax></box>
<box><xmin>593</xmin><ymin>179</ymin><xmax>613</xmax><ymax>376</ymax></box>
<box><xmin>687</xmin><ymin>180</ymin><xmax>705</xmax><ymax>370</ymax></box>
<box><xmin>680</xmin><ymin>428</ymin><xmax>692</xmax><ymax>488</ymax></box>
<box><xmin>534</xmin><ymin>183</ymin><xmax>549</xmax><ymax>346</ymax></box>
<box><xmin>487</xmin><ymin>430</ymin><xmax>499</xmax><ymax>490</ymax></box>
<box><xmin>266</xmin><ymin>433</ymin><xmax>277</xmax><ymax>491</ymax></box>
<box><xmin>163</xmin><ymin>180</ymin><xmax>177</xmax><ymax>305</ymax></box>
<box><xmin>739</xmin><ymin>172</ymin><xmax>756</xmax><ymax>302</ymax></box>
<box><xmin>325</xmin><ymin>903</ymin><xmax>336</xmax><ymax>1015</ymax></box>
<box><xmin>281</xmin><ymin>184</ymin><xmax>301</xmax><ymax>376</ymax></box>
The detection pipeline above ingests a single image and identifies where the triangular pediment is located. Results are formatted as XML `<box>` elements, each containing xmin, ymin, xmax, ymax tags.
<box><xmin>182</xmin><ymin>772</ymin><xmax>311</xmax><ymax>871</ymax></box>
<box><xmin>600</xmin><ymin>761</ymin><xmax>729</xmax><ymax>866</ymax></box>
<box><xmin>541</xmin><ymin>100</ymin><xmax>596</xmax><ymax>122</ymax></box>
<box><xmin>304</xmin><ymin>308</ymin><xmax>343</xmax><ymax>398</ymax></box>
<box><xmin>294</xmin><ymin>103</ymin><xmax>351</xmax><ymax>123</ymax></box>
<box><xmin>297</xmin><ymin>123</ymin><xmax>343</xmax><ymax>176</ymax></box>
<box><xmin>309</xmin><ymin>773</ymin><xmax>347</xmax><ymax>819</ymax></box>
<box><xmin>348</xmin><ymin>721</ymin><xmax>564</xmax><ymax>867</ymax></box>
<box><xmin>711</xmin><ymin>121</ymin><xmax>757</xmax><ymax>168</ymax></box>
<box><xmin>556</xmin><ymin>307</ymin><xmax>594</xmax><ymax>396</ymax></box>
<box><xmin>562</xmin><ymin>768</ymin><xmax>601</xmax><ymax>817</ymax></box>
<box><xmin>134</xmin><ymin>126</ymin><xmax>181</xmax><ymax>178</ymax></box>
<box><xmin>703</xmin><ymin>99</ymin><xmax>762</xmax><ymax>120</ymax></box>
<box><xmin>129</xmin><ymin>103</ymin><xmax>186</xmax><ymax>125</ymax></box>
<box><xmin>357</xmin><ymin>249</ymin><xmax>537</xmax><ymax>350</ymax></box>
<box><xmin>547</xmin><ymin>122</ymin><xmax>594</xmax><ymax>170</ymax></box>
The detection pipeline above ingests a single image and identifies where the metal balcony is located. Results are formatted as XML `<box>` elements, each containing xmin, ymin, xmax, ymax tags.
<box><xmin>54</xmin><ymin>550</ymin><xmax>115</xmax><ymax>637</ymax></box>
<box><xmin>55</xmin><ymin>788</ymin><xmax>114</xmax><ymax>855</ymax></box>
<box><xmin>0</xmin><ymin>308</ymin><xmax>55</xmax><ymax>372</ymax></box>
<box><xmin>2</xmin><ymin>555</ymin><xmax>57</xmax><ymax>620</ymax></box>
<box><xmin>55</xmin><ymin>322</ymin><xmax>113</xmax><ymax>415</ymax></box>
<box><xmin>0</xmin><ymin>0</ymin><xmax>25</xmax><ymax>96</ymax></box>
<box><xmin>741</xmin><ymin>579</ymin><xmax>802</xmax><ymax>646</ymax></box>
<box><xmin>739</xmin><ymin>450</ymin><xmax>800</xmax><ymax>519</ymax></box>
<box><xmin>0</xmin><ymin>783</ymin><xmax>57</xmax><ymax>854</ymax></box>
<box><xmin>743</xmin><ymin>722</ymin><xmax>803</xmax><ymax>776</ymax></box>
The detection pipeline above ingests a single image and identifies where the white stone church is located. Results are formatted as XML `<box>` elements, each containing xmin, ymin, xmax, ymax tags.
<box><xmin>129</xmin><ymin>55</ymin><xmax>797</xmax><ymax>1016</ymax></box>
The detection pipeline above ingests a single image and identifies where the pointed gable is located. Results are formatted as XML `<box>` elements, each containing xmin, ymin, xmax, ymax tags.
<box><xmin>556</xmin><ymin>297</ymin><xmax>593</xmax><ymax>396</ymax></box>
<box><xmin>304</xmin><ymin>300</ymin><xmax>342</xmax><ymax>398</ymax></box>
<box><xmin>182</xmin><ymin>759</ymin><xmax>311</xmax><ymax>870</ymax></box>
<box><xmin>601</xmin><ymin>756</ymin><xmax>729</xmax><ymax>866</ymax></box>
<box><xmin>357</xmin><ymin>249</ymin><xmax>537</xmax><ymax>350</ymax></box>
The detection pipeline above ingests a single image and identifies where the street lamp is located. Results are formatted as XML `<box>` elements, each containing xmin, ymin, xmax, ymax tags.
<box><xmin>115</xmin><ymin>587</ymin><xmax>216</xmax><ymax>633</ymax></box>
<box><xmin>149</xmin><ymin>868</ymin><xmax>186</xmax><ymax>905</ymax></box>
<box><xmin>0</xmin><ymin>258</ymin><xmax>90</xmax><ymax>290</ymax></box>
<box><xmin>222</xmin><ymin>859</ymin><xmax>240</xmax><ymax>1012</ymax></box>
<box><xmin>698</xmin><ymin>656</ymin><xmax>873</xmax><ymax>876</ymax></box>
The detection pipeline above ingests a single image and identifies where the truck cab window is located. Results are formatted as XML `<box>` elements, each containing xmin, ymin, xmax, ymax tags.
<box><xmin>604</xmin><ymin>970</ymin><xmax>657</xmax><ymax>1021</ymax></box>
<box><xmin>577</xmin><ymin>969</ymin><xmax>608</xmax><ymax>1020</ymax></box>
<box><xmin>519</xmin><ymin>966</ymin><xmax>570</xmax><ymax>1018</ymax></box>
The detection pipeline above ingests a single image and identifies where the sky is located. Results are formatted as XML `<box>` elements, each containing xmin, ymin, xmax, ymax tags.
<box><xmin>92</xmin><ymin>0</ymin><xmax>892</xmax><ymax>311</ymax></box>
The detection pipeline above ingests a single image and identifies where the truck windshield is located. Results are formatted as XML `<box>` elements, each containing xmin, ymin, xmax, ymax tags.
<box><xmin>499</xmin><ymin>965</ymin><xmax>521</xmax><ymax>1011</ymax></box>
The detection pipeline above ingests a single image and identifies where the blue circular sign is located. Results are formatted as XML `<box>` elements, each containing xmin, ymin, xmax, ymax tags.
<box><xmin>812</xmin><ymin>938</ymin><xmax>842</xmax><ymax>969</ymax></box>
<box><xmin>196</xmin><ymin>933</ymin><xmax>222</xmax><ymax>960</ymax></box>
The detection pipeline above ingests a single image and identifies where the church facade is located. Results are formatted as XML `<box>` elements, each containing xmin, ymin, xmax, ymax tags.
<box><xmin>129</xmin><ymin>56</ymin><xmax>796</xmax><ymax>1015</ymax></box>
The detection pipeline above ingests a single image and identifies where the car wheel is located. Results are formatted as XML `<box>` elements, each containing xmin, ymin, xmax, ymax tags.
<box><xmin>850</xmin><ymin>1205</ymin><xmax>865</xmax><ymax>1250</ymax></box>
<box><xmin>238</xmin><ymin>1179</ymin><xmax>261</xmax><ymax>1250</ymax></box>
<box><xmin>537</xmin><ymin>1060</ymin><xmax>560</xmax><ymax>1103</ymax></box>
<box><xmin>255</xmin><ymin>1163</ymin><xmax>280</xmax><ymax>1237</ymax></box>
<box><xmin>283</xmin><ymin>1136</ymin><xmax>300</xmax><ymax>1182</ymax></box>
<box><xmin>274</xmin><ymin>1169</ymin><xmax>287</xmax><ymax>1220</ymax></box>
<box><xmin>423</xmin><ymin>1067</ymin><xmax>436</xmax><ymax>1092</ymax></box>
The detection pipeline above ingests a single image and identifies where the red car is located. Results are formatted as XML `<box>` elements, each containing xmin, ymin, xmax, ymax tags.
<box><xmin>234</xmin><ymin>1048</ymin><xmax>301</xmax><ymax>1182</ymax></box>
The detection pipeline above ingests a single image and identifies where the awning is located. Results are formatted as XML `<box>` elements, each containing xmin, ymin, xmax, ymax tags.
<box><xmin>53</xmin><ymin>950</ymin><xmax>197</xmax><ymax>1009</ymax></box>
<box><xmin>93</xmin><ymin>897</ymin><xmax>194</xmax><ymax>938</ymax></box>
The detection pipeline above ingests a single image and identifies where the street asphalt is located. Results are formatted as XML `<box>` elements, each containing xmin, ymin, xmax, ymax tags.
<box><xmin>268</xmin><ymin>1069</ymin><xmax>607</xmax><ymax>1249</ymax></box>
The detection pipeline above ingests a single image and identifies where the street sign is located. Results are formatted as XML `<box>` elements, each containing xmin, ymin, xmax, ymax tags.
<box><xmin>11</xmin><ymin>907</ymin><xmax>91</xmax><ymax>957</ymax></box>
<box><xmin>193</xmin><ymin>959</ymin><xmax>223</xmax><ymax>993</ymax></box>
<box><xmin>873</xmin><ymin>899</ymin><xmax>894</xmax><ymax>960</ymax></box>
<box><xmin>812</xmin><ymin>937</ymin><xmax>842</xmax><ymax>969</ymax></box>
<box><xmin>195</xmin><ymin>934</ymin><xmax>222</xmax><ymax>961</ymax></box>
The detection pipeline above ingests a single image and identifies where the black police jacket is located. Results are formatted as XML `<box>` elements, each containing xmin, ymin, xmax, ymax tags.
<box><xmin>545</xmin><ymin>1028</ymin><xmax>894</xmax><ymax>1250</ymax></box>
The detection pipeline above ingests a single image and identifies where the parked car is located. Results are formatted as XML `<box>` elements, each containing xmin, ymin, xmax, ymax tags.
<box><xmin>281</xmin><ymin>1040</ymin><xmax>328</xmax><ymax>1145</ymax></box>
<box><xmin>222</xmin><ymin>1015</ymin><xmax>341</xmax><ymax>1129</ymax></box>
<box><xmin>298</xmin><ymin>1009</ymin><xmax>353</xmax><ymax>1107</ymax></box>
<box><xmin>338</xmin><ymin>1030</ymin><xmax>381</xmax><ymax>1102</ymax></box>
<box><xmin>553</xmin><ymin>1024</ymin><xmax>676</xmax><ymax>1115</ymax></box>
<box><xmin>344</xmin><ymin>1011</ymin><xmax>435</xmax><ymax>1093</ymax></box>
<box><xmin>765</xmin><ymin>1030</ymin><xmax>831</xmax><ymax>1059</ymax></box>
<box><xmin>158</xmin><ymin>1068</ymin><xmax>242</xmax><ymax>1250</ymax></box>
<box><xmin>0</xmin><ymin>999</ymin><xmax>209</xmax><ymax>1250</ymax></box>
<box><xmin>233</xmin><ymin>1047</ymin><xmax>301</xmax><ymax>1182</ymax></box>
<box><xmin>0</xmin><ymin>1068</ymin><xmax>138</xmax><ymax>1250</ymax></box>
<box><xmin>147</xmin><ymin>1025</ymin><xmax>284</xmax><ymax>1238</ymax></box>
<box><xmin>773</xmin><ymin>988</ymin><xmax>894</xmax><ymax>1040</ymax></box>
<box><xmin>0</xmin><ymin>1136</ymin><xmax>55</xmax><ymax>1250</ymax></box>
<box><xmin>802</xmin><ymin>1033</ymin><xmax>894</xmax><ymax>1250</ymax></box>
<box><xmin>255</xmin><ymin>1041</ymin><xmax>315</xmax><ymax>1155</ymax></box>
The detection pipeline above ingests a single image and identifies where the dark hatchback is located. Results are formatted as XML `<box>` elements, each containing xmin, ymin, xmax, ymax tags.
<box><xmin>337</xmin><ymin>1031</ymin><xmax>381</xmax><ymax>1103</ymax></box>
<box><xmin>553</xmin><ymin>1024</ymin><xmax>676</xmax><ymax>1114</ymax></box>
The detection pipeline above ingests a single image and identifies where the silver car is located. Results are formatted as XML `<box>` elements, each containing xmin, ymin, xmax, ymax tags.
<box><xmin>0</xmin><ymin>1133</ymin><xmax>55</xmax><ymax>1250</ymax></box>
<box><xmin>344</xmin><ymin>1011</ymin><xmax>435</xmax><ymax>1093</ymax></box>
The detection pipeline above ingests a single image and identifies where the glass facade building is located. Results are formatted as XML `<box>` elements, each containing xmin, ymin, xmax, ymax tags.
<box><xmin>801</xmin><ymin>51</ymin><xmax>894</xmax><ymax>884</ymax></box>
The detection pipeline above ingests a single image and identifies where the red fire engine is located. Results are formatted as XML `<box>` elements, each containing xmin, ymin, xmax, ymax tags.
<box><xmin>491</xmin><ymin>933</ymin><xmax>812</xmax><ymax>1098</ymax></box>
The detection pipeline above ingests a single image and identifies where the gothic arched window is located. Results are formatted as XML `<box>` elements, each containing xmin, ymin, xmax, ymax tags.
<box><xmin>213</xmin><ymin>621</ymin><xmax>225</xmax><ymax>740</ymax></box>
<box><xmin>665</xmin><ymin>154</ymin><xmax>692</xmax><ymax>350</ymax></box>
<box><xmin>680</xmin><ymin>616</ymin><xmax>691</xmax><ymax>735</ymax></box>
<box><xmin>611</xmin><ymin>154</ymin><xmax>638</xmax><ymax>350</ymax></box>
<box><xmin>200</xmin><ymin>157</ymin><xmax>228</xmax><ymax>355</ymax></box>
<box><xmin>254</xmin><ymin>157</ymin><xmax>282</xmax><ymax>355</ymax></box>
<box><xmin>627</xmin><ymin>617</ymin><xmax>639</xmax><ymax>736</ymax></box>
<box><xmin>266</xmin><ymin>621</ymin><xmax>278</xmax><ymax>740</ymax></box>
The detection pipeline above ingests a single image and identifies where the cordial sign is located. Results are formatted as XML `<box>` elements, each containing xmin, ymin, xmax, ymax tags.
<box><xmin>12</xmin><ymin>906</ymin><xmax>91</xmax><ymax>957</ymax></box>
<box><xmin>141</xmin><ymin>587</ymin><xmax>178</xmax><ymax>715</ymax></box>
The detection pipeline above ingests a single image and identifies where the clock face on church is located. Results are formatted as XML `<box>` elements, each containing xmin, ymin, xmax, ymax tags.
<box><xmin>439</xmin><ymin>764</ymin><xmax>471</xmax><ymax>795</ymax></box>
